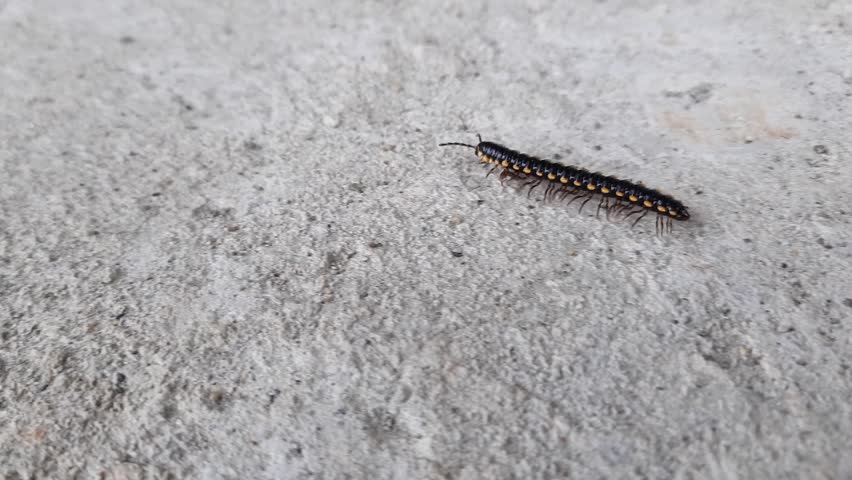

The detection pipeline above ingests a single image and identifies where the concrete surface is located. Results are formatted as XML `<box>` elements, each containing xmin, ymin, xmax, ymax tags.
<box><xmin>2</xmin><ymin>0</ymin><xmax>852</xmax><ymax>478</ymax></box>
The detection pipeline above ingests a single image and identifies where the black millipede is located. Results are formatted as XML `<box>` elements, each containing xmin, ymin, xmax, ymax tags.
<box><xmin>439</xmin><ymin>135</ymin><xmax>690</xmax><ymax>235</ymax></box>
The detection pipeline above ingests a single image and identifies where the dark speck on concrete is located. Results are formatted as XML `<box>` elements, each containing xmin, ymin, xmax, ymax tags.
<box><xmin>267</xmin><ymin>388</ymin><xmax>281</xmax><ymax>407</ymax></box>
<box><xmin>192</xmin><ymin>203</ymin><xmax>234</xmax><ymax>220</ymax></box>
<box><xmin>813</xmin><ymin>145</ymin><xmax>829</xmax><ymax>155</ymax></box>
<box><xmin>115</xmin><ymin>373</ymin><xmax>127</xmax><ymax>394</ymax></box>
<box><xmin>664</xmin><ymin>82</ymin><xmax>714</xmax><ymax>105</ymax></box>
<box><xmin>817</xmin><ymin>237</ymin><xmax>833</xmax><ymax>249</ymax></box>
<box><xmin>364</xmin><ymin>407</ymin><xmax>396</xmax><ymax>442</ymax></box>
<box><xmin>202</xmin><ymin>388</ymin><xmax>230</xmax><ymax>412</ymax></box>
<box><xmin>244</xmin><ymin>139</ymin><xmax>262</xmax><ymax>151</ymax></box>
<box><xmin>161</xmin><ymin>403</ymin><xmax>178</xmax><ymax>421</ymax></box>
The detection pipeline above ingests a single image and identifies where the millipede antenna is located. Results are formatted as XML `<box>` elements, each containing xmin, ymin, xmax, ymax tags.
<box><xmin>439</xmin><ymin>133</ymin><xmax>482</xmax><ymax>150</ymax></box>
<box><xmin>438</xmin><ymin>142</ymin><xmax>477</xmax><ymax>149</ymax></box>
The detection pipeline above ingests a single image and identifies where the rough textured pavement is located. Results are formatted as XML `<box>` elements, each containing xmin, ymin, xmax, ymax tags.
<box><xmin>2</xmin><ymin>1</ymin><xmax>852</xmax><ymax>478</ymax></box>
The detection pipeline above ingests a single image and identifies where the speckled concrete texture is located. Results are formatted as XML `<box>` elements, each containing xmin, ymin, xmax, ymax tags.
<box><xmin>2</xmin><ymin>1</ymin><xmax>851</xmax><ymax>478</ymax></box>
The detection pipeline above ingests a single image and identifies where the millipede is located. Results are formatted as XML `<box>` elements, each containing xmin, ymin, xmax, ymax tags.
<box><xmin>439</xmin><ymin>135</ymin><xmax>690</xmax><ymax>235</ymax></box>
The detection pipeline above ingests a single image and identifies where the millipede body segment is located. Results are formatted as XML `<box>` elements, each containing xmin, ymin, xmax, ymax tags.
<box><xmin>439</xmin><ymin>136</ymin><xmax>690</xmax><ymax>233</ymax></box>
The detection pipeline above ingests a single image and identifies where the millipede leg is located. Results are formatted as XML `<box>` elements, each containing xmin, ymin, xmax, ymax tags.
<box><xmin>614</xmin><ymin>204</ymin><xmax>633</xmax><ymax>219</ymax></box>
<box><xmin>548</xmin><ymin>183</ymin><xmax>562</xmax><ymax>201</ymax></box>
<box><xmin>565</xmin><ymin>193</ymin><xmax>586</xmax><ymax>207</ymax></box>
<box><xmin>607</xmin><ymin>199</ymin><xmax>621</xmax><ymax>219</ymax></box>
<box><xmin>499</xmin><ymin>168</ymin><xmax>525</xmax><ymax>185</ymax></box>
<box><xmin>630</xmin><ymin>211</ymin><xmax>648</xmax><ymax>228</ymax></box>
<box><xmin>558</xmin><ymin>187</ymin><xmax>576</xmax><ymax>201</ymax></box>
<box><xmin>596</xmin><ymin>196</ymin><xmax>606</xmax><ymax>218</ymax></box>
<box><xmin>622</xmin><ymin>209</ymin><xmax>642</xmax><ymax>222</ymax></box>
<box><xmin>578</xmin><ymin>196</ymin><xmax>593</xmax><ymax>214</ymax></box>
<box><xmin>486</xmin><ymin>165</ymin><xmax>500</xmax><ymax>178</ymax></box>
<box><xmin>550</xmin><ymin>183</ymin><xmax>563</xmax><ymax>201</ymax></box>
<box><xmin>543</xmin><ymin>182</ymin><xmax>555</xmax><ymax>200</ymax></box>
<box><xmin>526</xmin><ymin>180</ymin><xmax>542</xmax><ymax>198</ymax></box>
<box><xmin>498</xmin><ymin>169</ymin><xmax>512</xmax><ymax>186</ymax></box>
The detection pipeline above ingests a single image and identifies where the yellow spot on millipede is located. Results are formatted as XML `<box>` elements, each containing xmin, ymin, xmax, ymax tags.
<box><xmin>573</xmin><ymin>180</ymin><xmax>582</xmax><ymax>187</ymax></box>
<box><xmin>536</xmin><ymin>171</ymin><xmax>544</xmax><ymax>176</ymax></box>
<box><xmin>669</xmin><ymin>210</ymin><xmax>678</xmax><ymax>216</ymax></box>
<box><xmin>512</xmin><ymin>164</ymin><xmax>521</xmax><ymax>170</ymax></box>
<box><xmin>523</xmin><ymin>167</ymin><xmax>532</xmax><ymax>174</ymax></box>
<box><xmin>560</xmin><ymin>177</ymin><xmax>569</xmax><ymax>183</ymax></box>
<box><xmin>629</xmin><ymin>195</ymin><xmax>639</xmax><ymax>202</ymax></box>
<box><xmin>587</xmin><ymin>184</ymin><xmax>596</xmax><ymax>191</ymax></box>
<box><xmin>657</xmin><ymin>205</ymin><xmax>667</xmax><ymax>212</ymax></box>
<box><xmin>615</xmin><ymin>191</ymin><xmax>625</xmax><ymax>197</ymax></box>
<box><xmin>545</xmin><ymin>173</ymin><xmax>554</xmax><ymax>180</ymax></box>
<box><xmin>501</xmin><ymin>160</ymin><xmax>509</xmax><ymax>167</ymax></box>
<box><xmin>643</xmin><ymin>200</ymin><xmax>653</xmax><ymax>208</ymax></box>
<box><xmin>601</xmin><ymin>187</ymin><xmax>610</xmax><ymax>194</ymax></box>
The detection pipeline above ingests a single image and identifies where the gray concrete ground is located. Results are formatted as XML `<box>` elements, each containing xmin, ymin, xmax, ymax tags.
<box><xmin>2</xmin><ymin>0</ymin><xmax>851</xmax><ymax>478</ymax></box>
